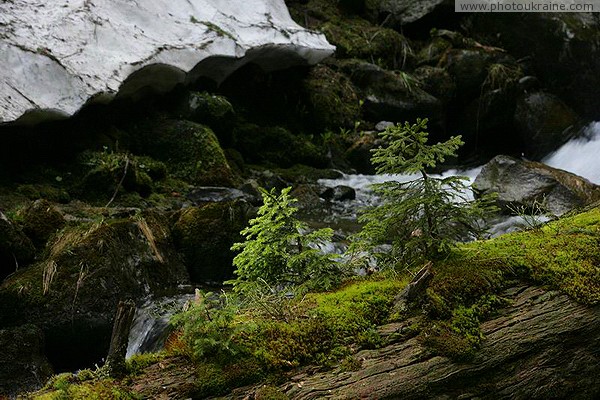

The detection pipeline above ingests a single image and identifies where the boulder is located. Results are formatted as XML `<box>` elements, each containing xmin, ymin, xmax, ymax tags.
<box><xmin>0</xmin><ymin>211</ymin><xmax>190</xmax><ymax>371</ymax></box>
<box><xmin>20</xmin><ymin>200</ymin><xmax>67</xmax><ymax>249</ymax></box>
<box><xmin>0</xmin><ymin>211</ymin><xmax>35</xmax><ymax>281</ymax></box>
<box><xmin>132</xmin><ymin>119</ymin><xmax>237</xmax><ymax>187</ymax></box>
<box><xmin>473</xmin><ymin>155</ymin><xmax>600</xmax><ymax>216</ymax></box>
<box><xmin>319</xmin><ymin>185</ymin><xmax>356</xmax><ymax>201</ymax></box>
<box><xmin>365</xmin><ymin>0</ymin><xmax>453</xmax><ymax>29</ymax></box>
<box><xmin>0</xmin><ymin>324</ymin><xmax>53</xmax><ymax>397</ymax></box>
<box><xmin>0</xmin><ymin>0</ymin><xmax>334</xmax><ymax>125</ymax></box>
<box><xmin>172</xmin><ymin>201</ymin><xmax>252</xmax><ymax>283</ymax></box>
<box><xmin>466</xmin><ymin>12</ymin><xmax>600</xmax><ymax>120</ymax></box>
<box><xmin>339</xmin><ymin>60</ymin><xmax>443</xmax><ymax>127</ymax></box>
<box><xmin>514</xmin><ymin>91</ymin><xmax>580</xmax><ymax>159</ymax></box>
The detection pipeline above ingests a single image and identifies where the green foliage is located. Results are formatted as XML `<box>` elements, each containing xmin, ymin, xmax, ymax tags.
<box><xmin>353</xmin><ymin>119</ymin><xmax>494</xmax><ymax>268</ymax></box>
<box><xmin>125</xmin><ymin>352</ymin><xmax>165</xmax><ymax>376</ymax></box>
<box><xmin>170</xmin><ymin>291</ymin><xmax>247</xmax><ymax>363</ymax></box>
<box><xmin>228</xmin><ymin>187</ymin><xmax>342</xmax><ymax>295</ymax></box>
<box><xmin>35</xmin><ymin>372</ymin><xmax>140</xmax><ymax>400</ymax></box>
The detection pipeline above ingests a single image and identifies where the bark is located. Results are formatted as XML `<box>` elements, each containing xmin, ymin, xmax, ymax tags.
<box><xmin>237</xmin><ymin>285</ymin><xmax>600</xmax><ymax>399</ymax></box>
<box><xmin>105</xmin><ymin>300</ymin><xmax>136</xmax><ymax>378</ymax></box>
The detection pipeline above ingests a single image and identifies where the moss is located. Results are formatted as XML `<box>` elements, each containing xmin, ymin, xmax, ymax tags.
<box><xmin>34</xmin><ymin>376</ymin><xmax>141</xmax><ymax>399</ymax></box>
<box><xmin>272</xmin><ymin>164</ymin><xmax>343</xmax><ymax>184</ymax></box>
<box><xmin>232</xmin><ymin>124</ymin><xmax>328</xmax><ymax>168</ymax></box>
<box><xmin>20</xmin><ymin>200</ymin><xmax>66</xmax><ymax>249</ymax></box>
<box><xmin>131</xmin><ymin>119</ymin><xmax>236</xmax><ymax>187</ymax></box>
<box><xmin>254</xmin><ymin>384</ymin><xmax>289</xmax><ymax>400</ymax></box>
<box><xmin>16</xmin><ymin>184</ymin><xmax>70</xmax><ymax>204</ymax></box>
<box><xmin>417</xmin><ymin>206</ymin><xmax>600</xmax><ymax>358</ymax></box>
<box><xmin>125</xmin><ymin>352</ymin><xmax>166</xmax><ymax>376</ymax></box>
<box><xmin>172</xmin><ymin>201</ymin><xmax>250</xmax><ymax>283</ymax></box>
<box><xmin>303</xmin><ymin>64</ymin><xmax>361</xmax><ymax>130</ymax></box>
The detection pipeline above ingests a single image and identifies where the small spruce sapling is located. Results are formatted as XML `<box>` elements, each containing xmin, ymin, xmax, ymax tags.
<box><xmin>228</xmin><ymin>187</ymin><xmax>341</xmax><ymax>296</ymax></box>
<box><xmin>352</xmin><ymin>118</ymin><xmax>494</xmax><ymax>268</ymax></box>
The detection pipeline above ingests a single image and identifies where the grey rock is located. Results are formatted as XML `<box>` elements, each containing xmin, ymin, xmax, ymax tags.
<box><xmin>473</xmin><ymin>155</ymin><xmax>600</xmax><ymax>216</ymax></box>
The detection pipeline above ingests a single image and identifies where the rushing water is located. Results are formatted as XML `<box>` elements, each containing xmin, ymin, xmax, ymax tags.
<box><xmin>544</xmin><ymin>121</ymin><xmax>600</xmax><ymax>184</ymax></box>
<box><xmin>126</xmin><ymin>294</ymin><xmax>193</xmax><ymax>358</ymax></box>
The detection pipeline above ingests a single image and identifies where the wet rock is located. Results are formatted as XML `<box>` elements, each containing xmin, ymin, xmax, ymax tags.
<box><xmin>319</xmin><ymin>185</ymin><xmax>356</xmax><ymax>201</ymax></box>
<box><xmin>473</xmin><ymin>155</ymin><xmax>600</xmax><ymax>216</ymax></box>
<box><xmin>0</xmin><ymin>211</ymin><xmax>35</xmax><ymax>281</ymax></box>
<box><xmin>0</xmin><ymin>0</ymin><xmax>334</xmax><ymax>124</ymax></box>
<box><xmin>20</xmin><ymin>200</ymin><xmax>66</xmax><ymax>249</ymax></box>
<box><xmin>0</xmin><ymin>212</ymin><xmax>189</xmax><ymax>371</ymax></box>
<box><xmin>416</xmin><ymin>37</ymin><xmax>452</xmax><ymax>66</ymax></box>
<box><xmin>375</xmin><ymin>121</ymin><xmax>394</xmax><ymax>131</ymax></box>
<box><xmin>172</xmin><ymin>201</ymin><xmax>251</xmax><ymax>283</ymax></box>
<box><xmin>186</xmin><ymin>187</ymin><xmax>252</xmax><ymax>204</ymax></box>
<box><xmin>0</xmin><ymin>324</ymin><xmax>53</xmax><ymax>397</ymax></box>
<box><xmin>514</xmin><ymin>91</ymin><xmax>580</xmax><ymax>159</ymax></box>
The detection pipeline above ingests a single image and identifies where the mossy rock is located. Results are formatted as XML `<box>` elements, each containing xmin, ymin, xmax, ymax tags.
<box><xmin>19</xmin><ymin>200</ymin><xmax>66</xmax><ymax>249</ymax></box>
<box><xmin>0</xmin><ymin>324</ymin><xmax>53</xmax><ymax>397</ymax></box>
<box><xmin>132</xmin><ymin>119</ymin><xmax>236</xmax><ymax>187</ymax></box>
<box><xmin>321</xmin><ymin>18</ymin><xmax>413</xmax><ymax>69</ymax></box>
<box><xmin>16</xmin><ymin>184</ymin><xmax>70</xmax><ymax>204</ymax></box>
<box><xmin>172</xmin><ymin>201</ymin><xmax>251</xmax><ymax>283</ymax></box>
<box><xmin>416</xmin><ymin>37</ymin><xmax>452</xmax><ymax>66</ymax></box>
<box><xmin>232</xmin><ymin>124</ymin><xmax>328</xmax><ymax>169</ymax></box>
<box><xmin>0</xmin><ymin>211</ymin><xmax>189</xmax><ymax>371</ymax></box>
<box><xmin>0</xmin><ymin>211</ymin><xmax>35</xmax><ymax>281</ymax></box>
<box><xmin>75</xmin><ymin>151</ymin><xmax>158</xmax><ymax>204</ymax></box>
<box><xmin>186</xmin><ymin>92</ymin><xmax>235</xmax><ymax>130</ymax></box>
<box><xmin>303</xmin><ymin>64</ymin><xmax>361</xmax><ymax>130</ymax></box>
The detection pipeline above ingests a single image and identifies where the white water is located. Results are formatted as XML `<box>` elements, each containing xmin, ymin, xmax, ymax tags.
<box><xmin>126</xmin><ymin>294</ymin><xmax>193</xmax><ymax>359</ymax></box>
<box><xmin>544</xmin><ymin>121</ymin><xmax>600</xmax><ymax>184</ymax></box>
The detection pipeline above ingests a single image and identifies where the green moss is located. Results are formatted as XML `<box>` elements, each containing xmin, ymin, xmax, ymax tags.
<box><xmin>34</xmin><ymin>376</ymin><xmax>141</xmax><ymax>399</ymax></box>
<box><xmin>303</xmin><ymin>64</ymin><xmax>361</xmax><ymax>130</ymax></box>
<box><xmin>126</xmin><ymin>352</ymin><xmax>166</xmax><ymax>376</ymax></box>
<box><xmin>16</xmin><ymin>184</ymin><xmax>70</xmax><ymax>204</ymax></box>
<box><xmin>419</xmin><ymin>207</ymin><xmax>600</xmax><ymax>358</ymax></box>
<box><xmin>254</xmin><ymin>384</ymin><xmax>289</xmax><ymax>400</ymax></box>
<box><xmin>131</xmin><ymin>119</ymin><xmax>236</xmax><ymax>187</ymax></box>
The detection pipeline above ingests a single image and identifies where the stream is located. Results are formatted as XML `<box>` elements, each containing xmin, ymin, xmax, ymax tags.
<box><xmin>126</xmin><ymin>121</ymin><xmax>600</xmax><ymax>359</ymax></box>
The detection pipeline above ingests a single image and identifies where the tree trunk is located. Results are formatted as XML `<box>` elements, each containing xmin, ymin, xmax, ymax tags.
<box><xmin>105</xmin><ymin>299</ymin><xmax>136</xmax><ymax>378</ymax></box>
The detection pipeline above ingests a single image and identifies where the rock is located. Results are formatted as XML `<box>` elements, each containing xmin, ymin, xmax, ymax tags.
<box><xmin>416</xmin><ymin>37</ymin><xmax>452</xmax><ymax>66</ymax></box>
<box><xmin>375</xmin><ymin>121</ymin><xmax>394</xmax><ymax>131</ymax></box>
<box><xmin>20</xmin><ymin>200</ymin><xmax>66</xmax><ymax>249</ymax></box>
<box><xmin>271</xmin><ymin>285</ymin><xmax>600</xmax><ymax>399</ymax></box>
<box><xmin>183</xmin><ymin>92</ymin><xmax>236</xmax><ymax>138</ymax></box>
<box><xmin>0</xmin><ymin>0</ymin><xmax>334</xmax><ymax>125</ymax></box>
<box><xmin>514</xmin><ymin>91</ymin><xmax>580</xmax><ymax>159</ymax></box>
<box><xmin>132</xmin><ymin>119</ymin><xmax>236</xmax><ymax>187</ymax></box>
<box><xmin>0</xmin><ymin>211</ymin><xmax>189</xmax><ymax>371</ymax></box>
<box><xmin>411</xmin><ymin>66</ymin><xmax>456</xmax><ymax>104</ymax></box>
<box><xmin>0</xmin><ymin>211</ymin><xmax>35</xmax><ymax>281</ymax></box>
<box><xmin>340</xmin><ymin>60</ymin><xmax>443</xmax><ymax>127</ymax></box>
<box><xmin>172</xmin><ymin>201</ymin><xmax>251</xmax><ymax>283</ymax></box>
<box><xmin>473</xmin><ymin>155</ymin><xmax>600</xmax><ymax>216</ymax></box>
<box><xmin>344</xmin><ymin>131</ymin><xmax>380</xmax><ymax>174</ymax></box>
<box><xmin>186</xmin><ymin>187</ymin><xmax>253</xmax><ymax>204</ymax></box>
<box><xmin>232</xmin><ymin>124</ymin><xmax>328</xmax><ymax>168</ymax></box>
<box><xmin>302</xmin><ymin>64</ymin><xmax>361</xmax><ymax>130</ymax></box>
<box><xmin>319</xmin><ymin>185</ymin><xmax>356</xmax><ymax>201</ymax></box>
<box><xmin>0</xmin><ymin>324</ymin><xmax>53</xmax><ymax>397</ymax></box>
<box><xmin>466</xmin><ymin>12</ymin><xmax>600</xmax><ymax>120</ymax></box>
<box><xmin>366</xmin><ymin>0</ymin><xmax>453</xmax><ymax>29</ymax></box>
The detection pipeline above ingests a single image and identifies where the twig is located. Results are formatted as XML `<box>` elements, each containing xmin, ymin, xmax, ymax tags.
<box><xmin>105</xmin><ymin>155</ymin><xmax>130</xmax><ymax>208</ymax></box>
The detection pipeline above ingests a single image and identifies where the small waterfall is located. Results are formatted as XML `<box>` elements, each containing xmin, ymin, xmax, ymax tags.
<box><xmin>126</xmin><ymin>294</ymin><xmax>193</xmax><ymax>359</ymax></box>
<box><xmin>544</xmin><ymin>121</ymin><xmax>600</xmax><ymax>184</ymax></box>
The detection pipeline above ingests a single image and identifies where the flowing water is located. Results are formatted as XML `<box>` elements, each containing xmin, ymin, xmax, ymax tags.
<box><xmin>544</xmin><ymin>121</ymin><xmax>600</xmax><ymax>184</ymax></box>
